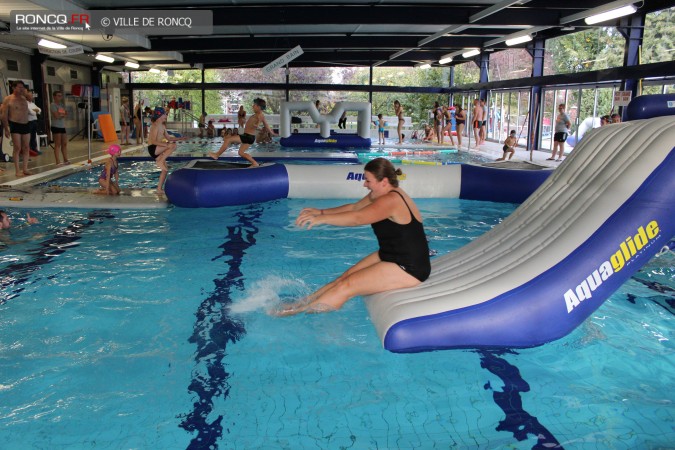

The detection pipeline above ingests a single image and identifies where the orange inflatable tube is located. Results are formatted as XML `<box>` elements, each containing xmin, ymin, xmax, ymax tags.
<box><xmin>98</xmin><ymin>114</ymin><xmax>117</xmax><ymax>143</ymax></box>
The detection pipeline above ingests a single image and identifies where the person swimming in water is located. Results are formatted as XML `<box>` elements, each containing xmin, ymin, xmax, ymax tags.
<box><xmin>208</xmin><ymin>98</ymin><xmax>277</xmax><ymax>167</ymax></box>
<box><xmin>273</xmin><ymin>157</ymin><xmax>431</xmax><ymax>316</ymax></box>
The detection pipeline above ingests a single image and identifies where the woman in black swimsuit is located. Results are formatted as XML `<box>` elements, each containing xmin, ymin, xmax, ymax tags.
<box><xmin>394</xmin><ymin>100</ymin><xmax>405</xmax><ymax>144</ymax></box>
<box><xmin>454</xmin><ymin>104</ymin><xmax>466</xmax><ymax>148</ymax></box>
<box><xmin>276</xmin><ymin>158</ymin><xmax>431</xmax><ymax>316</ymax></box>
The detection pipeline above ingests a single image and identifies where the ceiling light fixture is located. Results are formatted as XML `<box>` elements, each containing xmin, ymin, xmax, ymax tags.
<box><xmin>462</xmin><ymin>49</ymin><xmax>480</xmax><ymax>58</ymax></box>
<box><xmin>149</xmin><ymin>68</ymin><xmax>161</xmax><ymax>74</ymax></box>
<box><xmin>584</xmin><ymin>4</ymin><xmax>637</xmax><ymax>24</ymax></box>
<box><xmin>505</xmin><ymin>35</ymin><xmax>533</xmax><ymax>46</ymax></box>
<box><xmin>95</xmin><ymin>54</ymin><xmax>115</xmax><ymax>63</ymax></box>
<box><xmin>439</xmin><ymin>56</ymin><xmax>453</xmax><ymax>65</ymax></box>
<box><xmin>124</xmin><ymin>61</ymin><xmax>140</xmax><ymax>69</ymax></box>
<box><xmin>416</xmin><ymin>62</ymin><xmax>431</xmax><ymax>69</ymax></box>
<box><xmin>38</xmin><ymin>39</ymin><xmax>67</xmax><ymax>49</ymax></box>
<box><xmin>560</xmin><ymin>0</ymin><xmax>637</xmax><ymax>25</ymax></box>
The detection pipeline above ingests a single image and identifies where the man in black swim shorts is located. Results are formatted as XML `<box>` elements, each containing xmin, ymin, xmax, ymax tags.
<box><xmin>147</xmin><ymin>107</ymin><xmax>184</xmax><ymax>193</ymax></box>
<box><xmin>208</xmin><ymin>98</ymin><xmax>276</xmax><ymax>167</ymax></box>
<box><xmin>0</xmin><ymin>80</ymin><xmax>32</xmax><ymax>176</ymax></box>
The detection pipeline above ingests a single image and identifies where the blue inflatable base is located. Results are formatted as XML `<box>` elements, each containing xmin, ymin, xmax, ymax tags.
<box><xmin>165</xmin><ymin>162</ymin><xmax>290</xmax><ymax>208</ymax></box>
<box><xmin>280</xmin><ymin>133</ymin><xmax>371</xmax><ymax>148</ymax></box>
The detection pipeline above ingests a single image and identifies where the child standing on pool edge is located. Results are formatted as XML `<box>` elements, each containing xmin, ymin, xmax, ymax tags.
<box><xmin>97</xmin><ymin>144</ymin><xmax>121</xmax><ymax>195</ymax></box>
<box><xmin>373</xmin><ymin>114</ymin><xmax>386</xmax><ymax>145</ymax></box>
<box><xmin>208</xmin><ymin>98</ymin><xmax>277</xmax><ymax>167</ymax></box>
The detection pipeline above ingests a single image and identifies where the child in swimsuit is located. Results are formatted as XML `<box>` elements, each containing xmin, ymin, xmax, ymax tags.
<box><xmin>373</xmin><ymin>114</ymin><xmax>386</xmax><ymax>145</ymax></box>
<box><xmin>208</xmin><ymin>98</ymin><xmax>276</xmax><ymax>167</ymax></box>
<box><xmin>97</xmin><ymin>144</ymin><xmax>121</xmax><ymax>195</ymax></box>
<box><xmin>497</xmin><ymin>130</ymin><xmax>517</xmax><ymax>161</ymax></box>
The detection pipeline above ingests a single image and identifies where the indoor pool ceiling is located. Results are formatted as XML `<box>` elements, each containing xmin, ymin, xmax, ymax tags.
<box><xmin>0</xmin><ymin>0</ymin><xmax>672</xmax><ymax>70</ymax></box>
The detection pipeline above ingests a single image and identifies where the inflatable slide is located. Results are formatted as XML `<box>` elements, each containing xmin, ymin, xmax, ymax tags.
<box><xmin>365</xmin><ymin>115</ymin><xmax>675</xmax><ymax>352</ymax></box>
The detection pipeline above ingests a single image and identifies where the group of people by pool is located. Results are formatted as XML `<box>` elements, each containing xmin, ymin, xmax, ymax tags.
<box><xmin>0</xmin><ymin>80</ymin><xmax>71</xmax><ymax>177</ymax></box>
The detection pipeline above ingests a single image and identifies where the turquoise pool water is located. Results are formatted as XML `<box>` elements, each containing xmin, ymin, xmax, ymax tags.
<box><xmin>0</xmin><ymin>200</ymin><xmax>672</xmax><ymax>448</ymax></box>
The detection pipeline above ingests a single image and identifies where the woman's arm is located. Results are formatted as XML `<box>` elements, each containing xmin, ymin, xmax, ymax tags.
<box><xmin>297</xmin><ymin>194</ymin><xmax>396</xmax><ymax>229</ymax></box>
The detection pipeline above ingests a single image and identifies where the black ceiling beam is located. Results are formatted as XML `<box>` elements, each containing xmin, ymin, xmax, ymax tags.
<box><xmin>138</xmin><ymin>34</ymin><xmax>496</xmax><ymax>53</ymax></box>
<box><xmin>453</xmin><ymin>60</ymin><xmax>675</xmax><ymax>91</ymax></box>
<box><xmin>126</xmin><ymin>81</ymin><xmax>451</xmax><ymax>94</ymax></box>
<box><xmin>127</xmin><ymin>4</ymin><xmax>601</xmax><ymax>26</ymax></box>
<box><xmin>172</xmin><ymin>49</ymin><xmax>455</xmax><ymax>65</ymax></box>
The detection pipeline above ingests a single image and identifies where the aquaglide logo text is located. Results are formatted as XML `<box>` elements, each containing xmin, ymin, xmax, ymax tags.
<box><xmin>564</xmin><ymin>220</ymin><xmax>660</xmax><ymax>313</ymax></box>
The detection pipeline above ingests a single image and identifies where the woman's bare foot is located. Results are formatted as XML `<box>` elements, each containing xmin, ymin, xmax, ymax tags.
<box><xmin>269</xmin><ymin>305</ymin><xmax>306</xmax><ymax>317</ymax></box>
<box><xmin>304</xmin><ymin>303</ymin><xmax>335</xmax><ymax>314</ymax></box>
<box><xmin>23</xmin><ymin>171</ymin><xmax>33</xmax><ymax>176</ymax></box>
<box><xmin>208</xmin><ymin>152</ymin><xmax>219</xmax><ymax>160</ymax></box>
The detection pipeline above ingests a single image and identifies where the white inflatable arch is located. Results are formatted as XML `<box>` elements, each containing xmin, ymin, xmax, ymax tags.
<box><xmin>279</xmin><ymin>101</ymin><xmax>371</xmax><ymax>138</ymax></box>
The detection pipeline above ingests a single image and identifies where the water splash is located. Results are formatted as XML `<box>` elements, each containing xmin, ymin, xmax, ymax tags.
<box><xmin>229</xmin><ymin>275</ymin><xmax>308</xmax><ymax>314</ymax></box>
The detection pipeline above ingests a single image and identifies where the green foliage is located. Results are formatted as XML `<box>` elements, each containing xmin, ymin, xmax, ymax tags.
<box><xmin>332</xmin><ymin>66</ymin><xmax>451</xmax><ymax>126</ymax></box>
<box><xmin>131</xmin><ymin>69</ymin><xmax>222</xmax><ymax>117</ymax></box>
<box><xmin>545</xmin><ymin>27</ymin><xmax>625</xmax><ymax>74</ymax></box>
<box><xmin>453</xmin><ymin>62</ymin><xmax>480</xmax><ymax>85</ymax></box>
<box><xmin>489</xmin><ymin>49</ymin><xmax>532</xmax><ymax>81</ymax></box>
<box><xmin>643</xmin><ymin>7</ymin><xmax>675</xmax><ymax>64</ymax></box>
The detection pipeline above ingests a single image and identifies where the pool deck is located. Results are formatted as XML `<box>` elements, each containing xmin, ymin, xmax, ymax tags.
<box><xmin>0</xmin><ymin>135</ymin><xmax>561</xmax><ymax>209</ymax></box>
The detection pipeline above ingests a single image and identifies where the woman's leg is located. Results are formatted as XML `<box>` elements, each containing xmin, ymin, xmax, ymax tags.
<box><xmin>53</xmin><ymin>133</ymin><xmax>62</xmax><ymax>165</ymax></box>
<box><xmin>273</xmin><ymin>251</ymin><xmax>382</xmax><ymax>315</ymax></box>
<box><xmin>59</xmin><ymin>134</ymin><xmax>69</xmax><ymax>163</ymax></box>
<box><xmin>457</xmin><ymin>124</ymin><xmax>463</xmax><ymax>147</ymax></box>
<box><xmin>304</xmin><ymin>261</ymin><xmax>420</xmax><ymax>312</ymax></box>
<box><xmin>444</xmin><ymin>125</ymin><xmax>455</xmax><ymax>145</ymax></box>
<box><xmin>134</xmin><ymin>119</ymin><xmax>142</xmax><ymax>144</ymax></box>
<box><xmin>274</xmin><ymin>252</ymin><xmax>421</xmax><ymax>315</ymax></box>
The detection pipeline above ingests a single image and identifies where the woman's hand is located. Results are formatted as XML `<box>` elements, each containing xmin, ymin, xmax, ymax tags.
<box><xmin>296</xmin><ymin>208</ymin><xmax>323</xmax><ymax>229</ymax></box>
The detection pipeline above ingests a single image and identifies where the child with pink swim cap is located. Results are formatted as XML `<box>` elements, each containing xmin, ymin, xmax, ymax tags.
<box><xmin>97</xmin><ymin>144</ymin><xmax>121</xmax><ymax>195</ymax></box>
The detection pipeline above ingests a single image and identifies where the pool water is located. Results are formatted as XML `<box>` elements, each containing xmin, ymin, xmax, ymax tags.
<box><xmin>41</xmin><ymin>161</ymin><xmax>188</xmax><ymax>190</ymax></box>
<box><xmin>0</xmin><ymin>200</ymin><xmax>672</xmax><ymax>449</ymax></box>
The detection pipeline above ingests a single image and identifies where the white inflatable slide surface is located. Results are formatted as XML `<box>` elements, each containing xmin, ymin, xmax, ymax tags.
<box><xmin>365</xmin><ymin>116</ymin><xmax>675</xmax><ymax>352</ymax></box>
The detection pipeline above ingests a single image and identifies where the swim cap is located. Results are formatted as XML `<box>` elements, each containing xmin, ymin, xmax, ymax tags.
<box><xmin>153</xmin><ymin>107</ymin><xmax>166</xmax><ymax>119</ymax></box>
<box><xmin>107</xmin><ymin>144</ymin><xmax>121</xmax><ymax>155</ymax></box>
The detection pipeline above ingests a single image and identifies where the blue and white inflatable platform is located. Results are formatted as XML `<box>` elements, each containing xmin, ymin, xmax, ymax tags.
<box><xmin>365</xmin><ymin>114</ymin><xmax>675</xmax><ymax>352</ymax></box>
<box><xmin>165</xmin><ymin>160</ymin><xmax>551</xmax><ymax>208</ymax></box>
